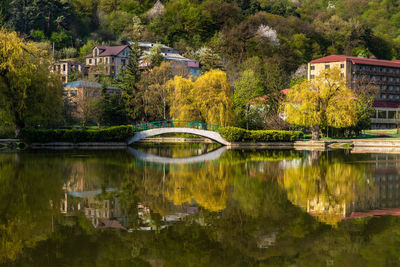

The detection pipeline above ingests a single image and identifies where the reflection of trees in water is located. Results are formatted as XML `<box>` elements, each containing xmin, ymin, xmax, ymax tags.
<box><xmin>281</xmin><ymin>153</ymin><xmax>373</xmax><ymax>225</ymax></box>
<box><xmin>0</xmin><ymin>153</ymin><xmax>66</xmax><ymax>263</ymax></box>
<box><xmin>165</xmin><ymin>164</ymin><xmax>232</xmax><ymax>212</ymax></box>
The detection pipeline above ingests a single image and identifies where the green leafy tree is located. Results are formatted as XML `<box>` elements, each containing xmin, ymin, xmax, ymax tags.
<box><xmin>117</xmin><ymin>44</ymin><xmax>144</xmax><ymax>123</ymax></box>
<box><xmin>233</xmin><ymin>69</ymin><xmax>264</xmax><ymax>129</ymax></box>
<box><xmin>145</xmin><ymin>43</ymin><xmax>165</xmax><ymax>68</ymax></box>
<box><xmin>141</xmin><ymin>62</ymin><xmax>173</xmax><ymax>121</ymax></box>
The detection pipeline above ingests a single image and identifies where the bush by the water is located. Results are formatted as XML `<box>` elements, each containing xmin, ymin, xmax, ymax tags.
<box><xmin>218</xmin><ymin>127</ymin><xmax>303</xmax><ymax>142</ymax></box>
<box><xmin>19</xmin><ymin>126</ymin><xmax>135</xmax><ymax>143</ymax></box>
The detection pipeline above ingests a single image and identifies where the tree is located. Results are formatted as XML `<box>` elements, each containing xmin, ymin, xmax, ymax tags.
<box><xmin>79</xmin><ymin>40</ymin><xmax>99</xmax><ymax>61</ymax></box>
<box><xmin>233</xmin><ymin>69</ymin><xmax>264</xmax><ymax>129</ymax></box>
<box><xmin>77</xmin><ymin>86</ymin><xmax>102</xmax><ymax>127</ymax></box>
<box><xmin>282</xmin><ymin>68</ymin><xmax>357</xmax><ymax>140</ymax></box>
<box><xmin>0</xmin><ymin>29</ymin><xmax>62</xmax><ymax>135</ymax></box>
<box><xmin>168</xmin><ymin>70</ymin><xmax>234</xmax><ymax>126</ymax></box>
<box><xmin>168</xmin><ymin>76</ymin><xmax>199</xmax><ymax>121</ymax></box>
<box><xmin>141</xmin><ymin>62</ymin><xmax>173</xmax><ymax>121</ymax></box>
<box><xmin>99</xmin><ymin>87</ymin><xmax>127</xmax><ymax>126</ymax></box>
<box><xmin>117</xmin><ymin>44</ymin><xmax>144</xmax><ymax>123</ymax></box>
<box><xmin>120</xmin><ymin>15</ymin><xmax>144</xmax><ymax>42</ymax></box>
<box><xmin>197</xmin><ymin>46</ymin><xmax>222</xmax><ymax>72</ymax></box>
<box><xmin>145</xmin><ymin>43</ymin><xmax>165</xmax><ymax>68</ymax></box>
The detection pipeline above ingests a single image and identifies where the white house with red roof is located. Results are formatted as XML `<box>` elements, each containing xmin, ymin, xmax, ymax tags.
<box><xmin>308</xmin><ymin>55</ymin><xmax>400</xmax><ymax>129</ymax></box>
<box><xmin>85</xmin><ymin>45</ymin><xmax>131</xmax><ymax>77</ymax></box>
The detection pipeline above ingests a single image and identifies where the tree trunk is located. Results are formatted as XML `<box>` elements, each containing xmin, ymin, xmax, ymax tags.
<box><xmin>14</xmin><ymin>113</ymin><xmax>25</xmax><ymax>138</ymax></box>
<box><xmin>312</xmin><ymin>125</ymin><xmax>320</xmax><ymax>141</ymax></box>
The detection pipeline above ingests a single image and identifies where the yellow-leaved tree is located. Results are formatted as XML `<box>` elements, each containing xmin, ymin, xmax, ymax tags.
<box><xmin>168</xmin><ymin>69</ymin><xmax>233</xmax><ymax>126</ymax></box>
<box><xmin>0</xmin><ymin>29</ymin><xmax>62</xmax><ymax>135</ymax></box>
<box><xmin>282</xmin><ymin>68</ymin><xmax>357</xmax><ymax>140</ymax></box>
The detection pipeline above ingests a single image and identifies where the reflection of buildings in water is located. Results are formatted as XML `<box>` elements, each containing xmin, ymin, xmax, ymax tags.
<box><xmin>256</xmin><ymin>232</ymin><xmax>277</xmax><ymax>249</ymax></box>
<box><xmin>60</xmin><ymin>189</ymin><xmax>129</xmax><ymax>229</ymax></box>
<box><xmin>138</xmin><ymin>203</ymin><xmax>199</xmax><ymax>231</ymax></box>
<box><xmin>307</xmin><ymin>154</ymin><xmax>400</xmax><ymax>221</ymax></box>
<box><xmin>61</xmin><ymin>184</ymin><xmax>199</xmax><ymax>231</ymax></box>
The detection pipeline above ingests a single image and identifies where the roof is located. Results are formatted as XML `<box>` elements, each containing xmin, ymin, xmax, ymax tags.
<box><xmin>63</xmin><ymin>80</ymin><xmax>120</xmax><ymax>90</ymax></box>
<box><xmin>85</xmin><ymin>45</ymin><xmax>130</xmax><ymax>58</ymax></box>
<box><xmin>309</xmin><ymin>55</ymin><xmax>400</xmax><ymax>68</ymax></box>
<box><xmin>131</xmin><ymin>42</ymin><xmax>172</xmax><ymax>50</ymax></box>
<box><xmin>373</xmin><ymin>101</ymin><xmax>400</xmax><ymax>108</ymax></box>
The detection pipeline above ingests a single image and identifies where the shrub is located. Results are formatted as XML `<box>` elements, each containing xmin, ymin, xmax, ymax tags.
<box><xmin>218</xmin><ymin>127</ymin><xmax>303</xmax><ymax>142</ymax></box>
<box><xmin>19</xmin><ymin>126</ymin><xmax>135</xmax><ymax>143</ymax></box>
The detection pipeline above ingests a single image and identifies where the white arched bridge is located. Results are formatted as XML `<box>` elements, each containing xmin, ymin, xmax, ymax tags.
<box><xmin>128</xmin><ymin>120</ymin><xmax>229</xmax><ymax>145</ymax></box>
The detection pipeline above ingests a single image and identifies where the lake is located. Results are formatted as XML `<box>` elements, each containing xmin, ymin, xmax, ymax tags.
<box><xmin>1</xmin><ymin>144</ymin><xmax>400</xmax><ymax>266</ymax></box>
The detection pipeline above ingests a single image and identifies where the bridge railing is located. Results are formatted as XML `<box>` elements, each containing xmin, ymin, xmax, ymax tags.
<box><xmin>134</xmin><ymin>120</ymin><xmax>223</xmax><ymax>132</ymax></box>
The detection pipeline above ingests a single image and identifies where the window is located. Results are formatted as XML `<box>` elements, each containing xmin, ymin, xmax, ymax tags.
<box><xmin>340</xmin><ymin>64</ymin><xmax>344</xmax><ymax>69</ymax></box>
<box><xmin>106</xmin><ymin>58</ymin><xmax>108</xmax><ymax>63</ymax></box>
<box><xmin>378</xmin><ymin>110</ymin><xmax>387</xmax><ymax>118</ymax></box>
<box><xmin>63</xmin><ymin>64</ymin><xmax>66</xmax><ymax>71</ymax></box>
<box><xmin>70</xmin><ymin>90</ymin><xmax>77</xmax><ymax>97</ymax></box>
<box><xmin>325</xmin><ymin>64</ymin><xmax>330</xmax><ymax>69</ymax></box>
<box><xmin>389</xmin><ymin>111</ymin><xmax>396</xmax><ymax>119</ymax></box>
<box><xmin>310</xmin><ymin>65</ymin><xmax>315</xmax><ymax>70</ymax></box>
<box><xmin>340</xmin><ymin>73</ymin><xmax>344</xmax><ymax>77</ymax></box>
<box><xmin>121</xmin><ymin>59</ymin><xmax>126</xmax><ymax>66</ymax></box>
<box><xmin>62</xmin><ymin>91</ymin><xmax>68</xmax><ymax>96</ymax></box>
<box><xmin>310</xmin><ymin>74</ymin><xmax>315</xmax><ymax>79</ymax></box>
<box><xmin>89</xmin><ymin>59</ymin><xmax>92</xmax><ymax>64</ymax></box>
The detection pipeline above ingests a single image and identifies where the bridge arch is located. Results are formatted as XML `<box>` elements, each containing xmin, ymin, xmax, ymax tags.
<box><xmin>128</xmin><ymin>146</ymin><xmax>227</xmax><ymax>164</ymax></box>
<box><xmin>127</xmin><ymin>127</ymin><xmax>229</xmax><ymax>145</ymax></box>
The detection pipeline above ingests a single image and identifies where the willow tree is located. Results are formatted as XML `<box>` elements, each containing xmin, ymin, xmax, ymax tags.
<box><xmin>168</xmin><ymin>69</ymin><xmax>233</xmax><ymax>126</ymax></box>
<box><xmin>282</xmin><ymin>68</ymin><xmax>357</xmax><ymax>140</ymax></box>
<box><xmin>0</xmin><ymin>29</ymin><xmax>62</xmax><ymax>135</ymax></box>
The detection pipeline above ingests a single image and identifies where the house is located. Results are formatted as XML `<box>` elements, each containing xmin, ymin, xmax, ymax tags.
<box><xmin>52</xmin><ymin>60</ymin><xmax>85</xmax><ymax>83</ymax></box>
<box><xmin>85</xmin><ymin>45</ymin><xmax>131</xmax><ymax>77</ymax></box>
<box><xmin>132</xmin><ymin>42</ymin><xmax>201</xmax><ymax>76</ymax></box>
<box><xmin>62</xmin><ymin>80</ymin><xmax>120</xmax><ymax>120</ymax></box>
<box><xmin>308</xmin><ymin>55</ymin><xmax>400</xmax><ymax>129</ymax></box>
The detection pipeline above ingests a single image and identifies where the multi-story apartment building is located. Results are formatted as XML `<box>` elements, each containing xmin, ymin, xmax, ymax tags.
<box><xmin>85</xmin><ymin>45</ymin><xmax>131</xmax><ymax>77</ymax></box>
<box><xmin>308</xmin><ymin>55</ymin><xmax>400</xmax><ymax>129</ymax></box>
<box><xmin>52</xmin><ymin>60</ymin><xmax>85</xmax><ymax>83</ymax></box>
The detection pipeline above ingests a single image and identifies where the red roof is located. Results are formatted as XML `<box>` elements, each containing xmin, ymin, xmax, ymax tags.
<box><xmin>85</xmin><ymin>45</ymin><xmax>130</xmax><ymax>58</ymax></box>
<box><xmin>310</xmin><ymin>55</ymin><xmax>400</xmax><ymax>68</ymax></box>
<box><xmin>373</xmin><ymin>101</ymin><xmax>400</xmax><ymax>108</ymax></box>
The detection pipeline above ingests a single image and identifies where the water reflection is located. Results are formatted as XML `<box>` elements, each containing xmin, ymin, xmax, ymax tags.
<box><xmin>3</xmin><ymin>148</ymin><xmax>400</xmax><ymax>265</ymax></box>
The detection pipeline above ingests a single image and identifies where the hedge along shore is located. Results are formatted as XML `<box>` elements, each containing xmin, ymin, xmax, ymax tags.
<box><xmin>19</xmin><ymin>126</ymin><xmax>135</xmax><ymax>147</ymax></box>
<box><xmin>18</xmin><ymin>125</ymin><xmax>342</xmax><ymax>149</ymax></box>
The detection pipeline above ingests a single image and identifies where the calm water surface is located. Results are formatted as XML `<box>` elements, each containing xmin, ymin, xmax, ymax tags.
<box><xmin>1</xmin><ymin>144</ymin><xmax>400</xmax><ymax>266</ymax></box>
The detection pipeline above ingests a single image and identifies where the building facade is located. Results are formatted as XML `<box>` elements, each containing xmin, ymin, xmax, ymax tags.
<box><xmin>308</xmin><ymin>55</ymin><xmax>400</xmax><ymax>129</ymax></box>
<box><xmin>85</xmin><ymin>45</ymin><xmax>131</xmax><ymax>77</ymax></box>
<box><xmin>52</xmin><ymin>60</ymin><xmax>85</xmax><ymax>83</ymax></box>
<box><xmin>62</xmin><ymin>80</ymin><xmax>120</xmax><ymax>121</ymax></box>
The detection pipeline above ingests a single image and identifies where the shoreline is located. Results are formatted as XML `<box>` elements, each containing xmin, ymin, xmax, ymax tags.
<box><xmin>12</xmin><ymin>138</ymin><xmax>400</xmax><ymax>151</ymax></box>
